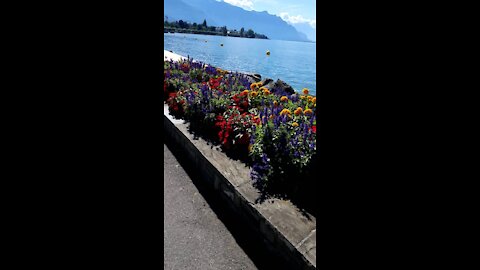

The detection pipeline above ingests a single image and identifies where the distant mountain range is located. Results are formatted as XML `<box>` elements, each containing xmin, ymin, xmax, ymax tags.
<box><xmin>288</xmin><ymin>22</ymin><xmax>316</xmax><ymax>42</ymax></box>
<box><xmin>164</xmin><ymin>0</ymin><xmax>314</xmax><ymax>42</ymax></box>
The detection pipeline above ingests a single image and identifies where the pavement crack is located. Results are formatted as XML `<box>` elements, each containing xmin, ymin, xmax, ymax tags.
<box><xmin>296</xmin><ymin>229</ymin><xmax>316</xmax><ymax>249</ymax></box>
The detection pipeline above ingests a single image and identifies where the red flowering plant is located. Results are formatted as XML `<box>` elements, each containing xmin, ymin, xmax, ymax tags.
<box><xmin>232</xmin><ymin>90</ymin><xmax>249</xmax><ymax>113</ymax></box>
<box><xmin>208</xmin><ymin>76</ymin><xmax>223</xmax><ymax>90</ymax></box>
<box><xmin>215</xmin><ymin>105</ymin><xmax>259</xmax><ymax>153</ymax></box>
<box><xmin>166</xmin><ymin>92</ymin><xmax>185</xmax><ymax>117</ymax></box>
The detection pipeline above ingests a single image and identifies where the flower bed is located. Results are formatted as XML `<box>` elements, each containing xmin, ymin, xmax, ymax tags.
<box><xmin>164</xmin><ymin>57</ymin><xmax>317</xmax><ymax>212</ymax></box>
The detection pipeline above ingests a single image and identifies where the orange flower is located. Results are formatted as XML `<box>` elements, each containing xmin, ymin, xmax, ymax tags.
<box><xmin>280</xmin><ymin>96</ymin><xmax>288</xmax><ymax>102</ymax></box>
<box><xmin>280</xmin><ymin>109</ymin><xmax>291</xmax><ymax>116</ymax></box>
<box><xmin>312</xmin><ymin>97</ymin><xmax>316</xmax><ymax>104</ymax></box>
<box><xmin>302</xmin><ymin>88</ymin><xmax>309</xmax><ymax>95</ymax></box>
<box><xmin>216</xmin><ymin>68</ymin><xmax>228</xmax><ymax>75</ymax></box>
<box><xmin>250</xmin><ymin>83</ymin><xmax>257</xmax><ymax>90</ymax></box>
<box><xmin>260</xmin><ymin>87</ymin><xmax>270</xmax><ymax>95</ymax></box>
<box><xmin>304</xmin><ymin>109</ymin><xmax>313</xmax><ymax>115</ymax></box>
<box><xmin>273</xmin><ymin>101</ymin><xmax>279</xmax><ymax>107</ymax></box>
<box><xmin>257</xmin><ymin>81</ymin><xmax>263</xmax><ymax>87</ymax></box>
<box><xmin>294</xmin><ymin>107</ymin><xmax>303</xmax><ymax>115</ymax></box>
<box><xmin>292</xmin><ymin>122</ymin><xmax>299</xmax><ymax>127</ymax></box>
<box><xmin>242</xmin><ymin>90</ymin><xmax>249</xmax><ymax>96</ymax></box>
<box><xmin>250</xmin><ymin>91</ymin><xmax>258</xmax><ymax>97</ymax></box>
<box><xmin>307</xmin><ymin>96</ymin><xmax>313</xmax><ymax>102</ymax></box>
<box><xmin>269</xmin><ymin>115</ymin><xmax>274</xmax><ymax>119</ymax></box>
<box><xmin>300</xmin><ymin>96</ymin><xmax>306</xmax><ymax>100</ymax></box>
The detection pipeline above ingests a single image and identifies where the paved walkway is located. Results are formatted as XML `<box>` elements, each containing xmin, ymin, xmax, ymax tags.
<box><xmin>164</xmin><ymin>144</ymin><xmax>258</xmax><ymax>270</ymax></box>
<box><xmin>164</xmin><ymin>50</ymin><xmax>186</xmax><ymax>61</ymax></box>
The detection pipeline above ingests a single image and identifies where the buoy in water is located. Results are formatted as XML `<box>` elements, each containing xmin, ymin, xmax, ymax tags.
<box><xmin>205</xmin><ymin>40</ymin><xmax>208</xmax><ymax>42</ymax></box>
<box><xmin>220</xmin><ymin>43</ymin><xmax>223</xmax><ymax>46</ymax></box>
<box><xmin>266</xmin><ymin>50</ymin><xmax>270</xmax><ymax>55</ymax></box>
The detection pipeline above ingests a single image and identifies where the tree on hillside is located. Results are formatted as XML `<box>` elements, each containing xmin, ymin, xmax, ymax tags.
<box><xmin>240</xmin><ymin>27</ymin><xmax>244</xmax><ymax>37</ymax></box>
<box><xmin>246</xmin><ymin>29</ymin><xmax>255</xmax><ymax>38</ymax></box>
<box><xmin>202</xmin><ymin>19</ymin><xmax>207</xmax><ymax>28</ymax></box>
<box><xmin>178</xmin><ymin>20</ymin><xmax>187</xmax><ymax>28</ymax></box>
<box><xmin>222</xmin><ymin>26</ymin><xmax>227</xmax><ymax>36</ymax></box>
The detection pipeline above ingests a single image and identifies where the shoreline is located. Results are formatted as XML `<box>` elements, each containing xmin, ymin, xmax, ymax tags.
<box><xmin>164</xmin><ymin>28</ymin><xmax>269</xmax><ymax>40</ymax></box>
<box><xmin>164</xmin><ymin>50</ymin><xmax>186</xmax><ymax>62</ymax></box>
<box><xmin>163</xmin><ymin>50</ymin><xmax>315</xmax><ymax>97</ymax></box>
<box><xmin>164</xmin><ymin>32</ymin><xmax>315</xmax><ymax>43</ymax></box>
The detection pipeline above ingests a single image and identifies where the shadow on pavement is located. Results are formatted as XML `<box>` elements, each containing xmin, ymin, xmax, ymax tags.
<box><xmin>164</xmin><ymin>141</ymin><xmax>293</xmax><ymax>270</ymax></box>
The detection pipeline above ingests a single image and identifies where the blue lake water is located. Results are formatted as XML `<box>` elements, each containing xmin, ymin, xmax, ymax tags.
<box><xmin>164</xmin><ymin>33</ymin><xmax>317</xmax><ymax>95</ymax></box>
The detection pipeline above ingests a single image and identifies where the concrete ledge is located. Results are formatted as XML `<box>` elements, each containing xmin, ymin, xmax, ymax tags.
<box><xmin>164</xmin><ymin>104</ymin><xmax>316</xmax><ymax>269</ymax></box>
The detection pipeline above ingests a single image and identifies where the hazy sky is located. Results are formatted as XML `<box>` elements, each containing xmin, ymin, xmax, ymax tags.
<box><xmin>221</xmin><ymin>0</ymin><xmax>316</xmax><ymax>28</ymax></box>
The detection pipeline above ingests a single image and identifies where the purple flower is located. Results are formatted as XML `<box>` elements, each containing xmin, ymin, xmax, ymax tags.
<box><xmin>205</xmin><ymin>65</ymin><xmax>217</xmax><ymax>75</ymax></box>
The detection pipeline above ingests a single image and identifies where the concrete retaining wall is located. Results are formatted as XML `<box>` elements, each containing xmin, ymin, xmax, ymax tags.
<box><xmin>164</xmin><ymin>104</ymin><xmax>316</xmax><ymax>269</ymax></box>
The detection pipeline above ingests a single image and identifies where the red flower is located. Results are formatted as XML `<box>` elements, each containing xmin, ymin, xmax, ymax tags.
<box><xmin>181</xmin><ymin>63</ymin><xmax>190</xmax><ymax>73</ymax></box>
<box><xmin>311</xmin><ymin>126</ymin><xmax>316</xmax><ymax>133</ymax></box>
<box><xmin>209</xmin><ymin>77</ymin><xmax>222</xmax><ymax>90</ymax></box>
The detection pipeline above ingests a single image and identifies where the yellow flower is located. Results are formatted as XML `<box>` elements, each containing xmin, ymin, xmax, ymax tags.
<box><xmin>307</xmin><ymin>96</ymin><xmax>313</xmax><ymax>102</ymax></box>
<box><xmin>302</xmin><ymin>88</ymin><xmax>309</xmax><ymax>95</ymax></box>
<box><xmin>280</xmin><ymin>96</ymin><xmax>288</xmax><ymax>102</ymax></box>
<box><xmin>292</xmin><ymin>122</ymin><xmax>299</xmax><ymax>127</ymax></box>
<box><xmin>259</xmin><ymin>87</ymin><xmax>270</xmax><ymax>95</ymax></box>
<box><xmin>304</xmin><ymin>109</ymin><xmax>313</xmax><ymax>115</ymax></box>
<box><xmin>312</xmin><ymin>97</ymin><xmax>316</xmax><ymax>104</ymax></box>
<box><xmin>250</xmin><ymin>91</ymin><xmax>258</xmax><ymax>97</ymax></box>
<box><xmin>257</xmin><ymin>81</ymin><xmax>263</xmax><ymax>87</ymax></box>
<box><xmin>300</xmin><ymin>96</ymin><xmax>306</xmax><ymax>100</ymax></box>
<box><xmin>250</xmin><ymin>83</ymin><xmax>257</xmax><ymax>90</ymax></box>
<box><xmin>273</xmin><ymin>101</ymin><xmax>279</xmax><ymax>107</ymax></box>
<box><xmin>280</xmin><ymin>109</ymin><xmax>291</xmax><ymax>116</ymax></box>
<box><xmin>294</xmin><ymin>107</ymin><xmax>303</xmax><ymax>116</ymax></box>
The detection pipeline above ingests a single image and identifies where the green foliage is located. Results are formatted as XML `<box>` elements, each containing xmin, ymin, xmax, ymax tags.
<box><xmin>164</xmin><ymin>20</ymin><xmax>268</xmax><ymax>39</ymax></box>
